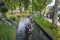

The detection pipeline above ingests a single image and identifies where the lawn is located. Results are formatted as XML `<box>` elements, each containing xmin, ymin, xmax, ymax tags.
<box><xmin>33</xmin><ymin>16</ymin><xmax>60</xmax><ymax>40</ymax></box>
<box><xmin>0</xmin><ymin>22</ymin><xmax>16</xmax><ymax>40</ymax></box>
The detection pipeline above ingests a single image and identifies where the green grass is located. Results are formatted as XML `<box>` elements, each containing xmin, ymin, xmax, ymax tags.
<box><xmin>0</xmin><ymin>22</ymin><xmax>15</xmax><ymax>40</ymax></box>
<box><xmin>33</xmin><ymin>16</ymin><xmax>60</xmax><ymax>40</ymax></box>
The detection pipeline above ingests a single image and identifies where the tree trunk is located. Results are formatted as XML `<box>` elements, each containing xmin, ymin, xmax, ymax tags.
<box><xmin>42</xmin><ymin>9</ymin><xmax>45</xmax><ymax>20</ymax></box>
<box><xmin>51</xmin><ymin>0</ymin><xmax>59</xmax><ymax>29</ymax></box>
<box><xmin>40</xmin><ymin>6</ymin><xmax>47</xmax><ymax>19</ymax></box>
<box><xmin>41</xmin><ymin>7</ymin><xmax>47</xmax><ymax>20</ymax></box>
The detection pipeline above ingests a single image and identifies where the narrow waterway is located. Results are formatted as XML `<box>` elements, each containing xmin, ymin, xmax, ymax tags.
<box><xmin>16</xmin><ymin>17</ymin><xmax>42</xmax><ymax>40</ymax></box>
<box><xmin>16</xmin><ymin>17</ymin><xmax>31</xmax><ymax>40</ymax></box>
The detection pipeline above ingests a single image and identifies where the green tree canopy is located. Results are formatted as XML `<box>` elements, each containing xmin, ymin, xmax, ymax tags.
<box><xmin>33</xmin><ymin>0</ymin><xmax>52</xmax><ymax>12</ymax></box>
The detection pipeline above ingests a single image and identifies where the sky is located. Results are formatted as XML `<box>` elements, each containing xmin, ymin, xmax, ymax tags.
<box><xmin>48</xmin><ymin>0</ymin><xmax>55</xmax><ymax>6</ymax></box>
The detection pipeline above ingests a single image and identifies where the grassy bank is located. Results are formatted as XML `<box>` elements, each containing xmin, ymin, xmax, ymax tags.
<box><xmin>6</xmin><ymin>12</ymin><xmax>20</xmax><ymax>23</ymax></box>
<box><xmin>33</xmin><ymin>16</ymin><xmax>60</xmax><ymax>40</ymax></box>
<box><xmin>10</xmin><ymin>16</ymin><xmax>20</xmax><ymax>23</ymax></box>
<box><xmin>0</xmin><ymin>22</ymin><xmax>15</xmax><ymax>40</ymax></box>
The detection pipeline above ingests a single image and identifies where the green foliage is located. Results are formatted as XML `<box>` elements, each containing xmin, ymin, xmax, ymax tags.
<box><xmin>1</xmin><ymin>7</ymin><xmax>8</xmax><ymax>13</ymax></box>
<box><xmin>33</xmin><ymin>0</ymin><xmax>40</xmax><ymax>11</ymax></box>
<box><xmin>4</xmin><ymin>0</ymin><xmax>30</xmax><ymax>10</ymax></box>
<box><xmin>33</xmin><ymin>0</ymin><xmax>52</xmax><ymax>11</ymax></box>
<box><xmin>22</xmin><ymin>0</ymin><xmax>29</xmax><ymax>10</ymax></box>
<box><xmin>5</xmin><ymin>0</ymin><xmax>17</xmax><ymax>10</ymax></box>
<box><xmin>0</xmin><ymin>22</ymin><xmax>15</xmax><ymax>40</ymax></box>
<box><xmin>10</xmin><ymin>16</ymin><xmax>19</xmax><ymax>23</ymax></box>
<box><xmin>0</xmin><ymin>0</ymin><xmax>52</xmax><ymax>13</ymax></box>
<box><xmin>6</xmin><ymin>12</ymin><xmax>11</xmax><ymax>15</ymax></box>
<box><xmin>0</xmin><ymin>1</ymin><xmax>8</xmax><ymax>13</ymax></box>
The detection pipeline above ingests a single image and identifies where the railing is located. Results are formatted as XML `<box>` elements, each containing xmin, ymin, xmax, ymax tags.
<box><xmin>32</xmin><ymin>19</ymin><xmax>54</xmax><ymax>40</ymax></box>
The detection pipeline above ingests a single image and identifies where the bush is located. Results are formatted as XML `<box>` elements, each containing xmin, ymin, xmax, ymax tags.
<box><xmin>0</xmin><ymin>22</ymin><xmax>15</xmax><ymax>40</ymax></box>
<box><xmin>10</xmin><ymin>16</ymin><xmax>19</xmax><ymax>23</ymax></box>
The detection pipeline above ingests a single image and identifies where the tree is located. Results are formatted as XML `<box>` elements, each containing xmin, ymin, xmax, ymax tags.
<box><xmin>32</xmin><ymin>0</ymin><xmax>52</xmax><ymax>18</ymax></box>
<box><xmin>0</xmin><ymin>1</ymin><xmax>8</xmax><ymax>17</ymax></box>
<box><xmin>51</xmin><ymin>0</ymin><xmax>59</xmax><ymax>29</ymax></box>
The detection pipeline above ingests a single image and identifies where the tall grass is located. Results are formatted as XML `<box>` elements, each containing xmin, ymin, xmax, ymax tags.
<box><xmin>0</xmin><ymin>22</ymin><xmax>15</xmax><ymax>40</ymax></box>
